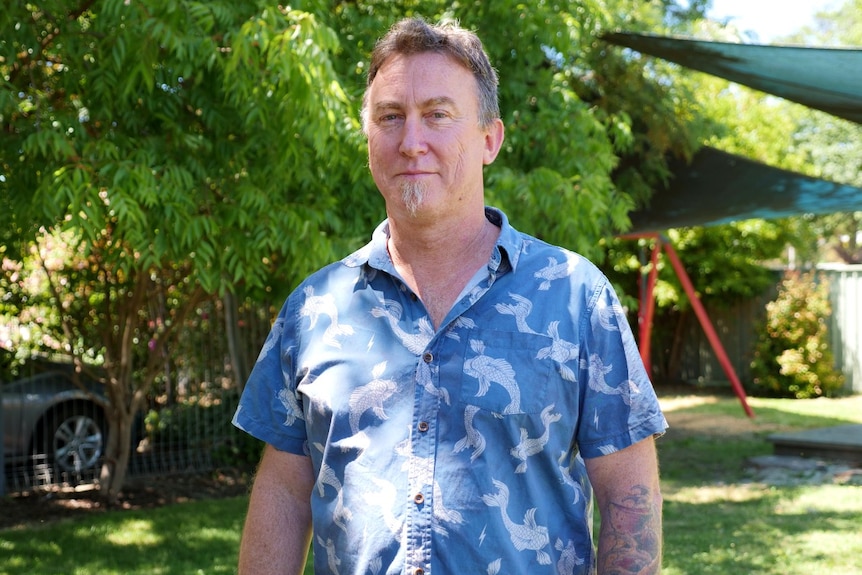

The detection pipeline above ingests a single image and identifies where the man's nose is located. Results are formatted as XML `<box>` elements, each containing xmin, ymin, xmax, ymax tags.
<box><xmin>398</xmin><ymin>116</ymin><xmax>428</xmax><ymax>157</ymax></box>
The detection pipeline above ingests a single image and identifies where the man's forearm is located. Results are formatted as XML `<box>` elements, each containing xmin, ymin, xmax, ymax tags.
<box><xmin>596</xmin><ymin>483</ymin><xmax>662</xmax><ymax>574</ymax></box>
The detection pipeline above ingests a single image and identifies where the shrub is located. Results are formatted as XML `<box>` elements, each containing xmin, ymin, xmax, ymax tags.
<box><xmin>142</xmin><ymin>395</ymin><xmax>262</xmax><ymax>471</ymax></box>
<box><xmin>750</xmin><ymin>270</ymin><xmax>844</xmax><ymax>398</ymax></box>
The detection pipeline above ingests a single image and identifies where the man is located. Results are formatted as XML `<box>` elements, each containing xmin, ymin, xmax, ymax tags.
<box><xmin>233</xmin><ymin>17</ymin><xmax>667</xmax><ymax>575</ymax></box>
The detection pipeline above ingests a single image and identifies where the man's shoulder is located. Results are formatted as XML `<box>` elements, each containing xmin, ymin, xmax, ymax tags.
<box><xmin>513</xmin><ymin>233</ymin><xmax>603</xmax><ymax>278</ymax></box>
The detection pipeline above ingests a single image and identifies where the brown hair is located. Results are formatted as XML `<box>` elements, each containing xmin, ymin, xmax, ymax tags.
<box><xmin>361</xmin><ymin>17</ymin><xmax>500</xmax><ymax>130</ymax></box>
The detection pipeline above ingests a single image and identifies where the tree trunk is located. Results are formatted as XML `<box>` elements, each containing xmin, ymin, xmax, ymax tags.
<box><xmin>224</xmin><ymin>292</ymin><xmax>249</xmax><ymax>392</ymax></box>
<box><xmin>99</xmin><ymin>404</ymin><xmax>135</xmax><ymax>505</ymax></box>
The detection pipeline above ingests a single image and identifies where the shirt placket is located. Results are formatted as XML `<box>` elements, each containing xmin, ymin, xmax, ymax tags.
<box><xmin>404</xmin><ymin>345</ymin><xmax>439</xmax><ymax>575</ymax></box>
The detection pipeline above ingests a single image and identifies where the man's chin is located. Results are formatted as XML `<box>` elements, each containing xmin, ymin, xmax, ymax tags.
<box><xmin>401</xmin><ymin>182</ymin><xmax>426</xmax><ymax>217</ymax></box>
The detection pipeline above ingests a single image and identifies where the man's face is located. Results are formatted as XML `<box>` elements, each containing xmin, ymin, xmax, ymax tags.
<box><xmin>364</xmin><ymin>52</ymin><xmax>502</xmax><ymax>221</ymax></box>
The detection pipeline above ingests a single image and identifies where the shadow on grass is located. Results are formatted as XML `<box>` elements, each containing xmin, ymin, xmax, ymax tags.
<box><xmin>0</xmin><ymin>496</ymin><xmax>248</xmax><ymax>575</ymax></box>
<box><xmin>657</xmin><ymin>392</ymin><xmax>862</xmax><ymax>574</ymax></box>
<box><xmin>663</xmin><ymin>487</ymin><xmax>862</xmax><ymax>574</ymax></box>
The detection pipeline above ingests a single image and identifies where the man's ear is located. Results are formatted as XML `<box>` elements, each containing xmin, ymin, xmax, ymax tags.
<box><xmin>483</xmin><ymin>118</ymin><xmax>505</xmax><ymax>165</ymax></box>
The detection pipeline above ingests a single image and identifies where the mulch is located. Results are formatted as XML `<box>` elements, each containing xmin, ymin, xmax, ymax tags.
<box><xmin>0</xmin><ymin>470</ymin><xmax>250</xmax><ymax>531</ymax></box>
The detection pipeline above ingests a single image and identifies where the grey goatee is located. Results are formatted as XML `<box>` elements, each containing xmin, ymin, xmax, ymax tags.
<box><xmin>401</xmin><ymin>180</ymin><xmax>427</xmax><ymax>216</ymax></box>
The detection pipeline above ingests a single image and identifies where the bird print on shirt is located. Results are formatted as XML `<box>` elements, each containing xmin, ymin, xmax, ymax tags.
<box><xmin>511</xmin><ymin>404</ymin><xmax>561</xmax><ymax>473</ymax></box>
<box><xmin>348</xmin><ymin>362</ymin><xmax>398</xmax><ymax>434</ymax></box>
<box><xmin>537</xmin><ymin>321</ymin><xmax>579</xmax><ymax>382</ymax></box>
<box><xmin>481</xmin><ymin>479</ymin><xmax>551</xmax><ymax>565</ymax></box>
<box><xmin>534</xmin><ymin>255</ymin><xmax>578</xmax><ymax>291</ymax></box>
<box><xmin>370</xmin><ymin>299</ymin><xmax>434</xmax><ymax>354</ymax></box>
<box><xmin>463</xmin><ymin>340</ymin><xmax>522</xmax><ymax>414</ymax></box>
<box><xmin>299</xmin><ymin>286</ymin><xmax>354</xmax><ymax>348</ymax></box>
<box><xmin>453</xmin><ymin>404</ymin><xmax>486</xmax><ymax>461</ymax></box>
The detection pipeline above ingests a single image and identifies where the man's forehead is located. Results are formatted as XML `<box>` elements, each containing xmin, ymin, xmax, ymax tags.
<box><xmin>368</xmin><ymin>53</ymin><xmax>476</xmax><ymax>104</ymax></box>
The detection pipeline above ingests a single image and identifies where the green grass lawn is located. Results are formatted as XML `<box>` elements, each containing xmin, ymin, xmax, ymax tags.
<box><xmin>1</xmin><ymin>391</ymin><xmax>861</xmax><ymax>574</ymax></box>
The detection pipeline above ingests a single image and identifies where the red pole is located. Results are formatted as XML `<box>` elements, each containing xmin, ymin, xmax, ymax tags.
<box><xmin>639</xmin><ymin>239</ymin><xmax>661</xmax><ymax>380</ymax></box>
<box><xmin>660</xmin><ymin>237</ymin><xmax>755</xmax><ymax>418</ymax></box>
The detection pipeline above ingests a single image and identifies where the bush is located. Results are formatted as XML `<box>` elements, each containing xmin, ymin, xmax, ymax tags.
<box><xmin>143</xmin><ymin>395</ymin><xmax>262</xmax><ymax>471</ymax></box>
<box><xmin>750</xmin><ymin>270</ymin><xmax>844</xmax><ymax>398</ymax></box>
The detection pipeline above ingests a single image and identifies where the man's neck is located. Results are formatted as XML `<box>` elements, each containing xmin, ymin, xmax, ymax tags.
<box><xmin>386</xmin><ymin>209</ymin><xmax>499</xmax><ymax>329</ymax></box>
<box><xmin>386</xmin><ymin>208</ymin><xmax>491</xmax><ymax>267</ymax></box>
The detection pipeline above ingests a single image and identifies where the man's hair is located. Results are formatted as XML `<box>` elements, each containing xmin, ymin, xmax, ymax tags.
<box><xmin>361</xmin><ymin>17</ymin><xmax>500</xmax><ymax>131</ymax></box>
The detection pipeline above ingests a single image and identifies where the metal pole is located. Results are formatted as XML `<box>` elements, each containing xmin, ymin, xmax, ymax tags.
<box><xmin>661</xmin><ymin>236</ymin><xmax>755</xmax><ymax>418</ymax></box>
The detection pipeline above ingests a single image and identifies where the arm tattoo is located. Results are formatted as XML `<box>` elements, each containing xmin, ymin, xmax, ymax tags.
<box><xmin>598</xmin><ymin>484</ymin><xmax>662</xmax><ymax>574</ymax></box>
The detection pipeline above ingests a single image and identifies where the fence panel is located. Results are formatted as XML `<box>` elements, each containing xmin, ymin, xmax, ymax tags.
<box><xmin>822</xmin><ymin>265</ymin><xmax>862</xmax><ymax>394</ymax></box>
<box><xmin>673</xmin><ymin>265</ymin><xmax>861</xmax><ymax>394</ymax></box>
<box><xmin>2</xmin><ymin>297</ymin><xmax>273</xmax><ymax>495</ymax></box>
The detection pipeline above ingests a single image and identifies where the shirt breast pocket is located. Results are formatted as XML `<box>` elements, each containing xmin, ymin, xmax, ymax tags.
<box><xmin>457</xmin><ymin>330</ymin><xmax>554</xmax><ymax>415</ymax></box>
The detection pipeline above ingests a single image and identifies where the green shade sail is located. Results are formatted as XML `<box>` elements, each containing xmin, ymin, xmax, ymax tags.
<box><xmin>602</xmin><ymin>32</ymin><xmax>862</xmax><ymax>232</ymax></box>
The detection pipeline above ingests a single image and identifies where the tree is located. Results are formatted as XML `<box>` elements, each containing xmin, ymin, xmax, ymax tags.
<box><xmin>750</xmin><ymin>270</ymin><xmax>845</xmax><ymax>398</ymax></box>
<box><xmin>307</xmin><ymin>0</ymin><xmax>705</xmax><ymax>260</ymax></box>
<box><xmin>783</xmin><ymin>0</ymin><xmax>862</xmax><ymax>264</ymax></box>
<box><xmin>604</xmin><ymin>0</ymin><xmax>862</xmax><ymax>381</ymax></box>
<box><xmin>2</xmin><ymin>0</ymin><xmax>713</xmax><ymax>498</ymax></box>
<box><xmin>1</xmin><ymin>1</ymin><xmax>364</xmax><ymax>502</ymax></box>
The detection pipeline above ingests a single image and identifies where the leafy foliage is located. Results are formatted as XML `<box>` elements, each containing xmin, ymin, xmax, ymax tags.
<box><xmin>0</xmin><ymin>0</ymin><xmax>364</xmax><ymax>500</ymax></box>
<box><xmin>750</xmin><ymin>271</ymin><xmax>844</xmax><ymax>398</ymax></box>
<box><xmin>0</xmin><ymin>0</ymin><xmax>762</xmax><ymax>497</ymax></box>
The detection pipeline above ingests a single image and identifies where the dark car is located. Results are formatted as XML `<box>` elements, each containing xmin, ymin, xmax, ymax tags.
<box><xmin>2</xmin><ymin>357</ymin><xmax>108</xmax><ymax>484</ymax></box>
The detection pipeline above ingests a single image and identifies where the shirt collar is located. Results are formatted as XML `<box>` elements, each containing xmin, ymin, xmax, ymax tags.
<box><xmin>342</xmin><ymin>206</ymin><xmax>522</xmax><ymax>274</ymax></box>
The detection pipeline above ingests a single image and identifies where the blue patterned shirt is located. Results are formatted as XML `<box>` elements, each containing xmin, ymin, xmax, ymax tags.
<box><xmin>233</xmin><ymin>207</ymin><xmax>667</xmax><ymax>575</ymax></box>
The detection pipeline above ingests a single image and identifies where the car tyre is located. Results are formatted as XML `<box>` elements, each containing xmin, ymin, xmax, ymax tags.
<box><xmin>42</xmin><ymin>401</ymin><xmax>106</xmax><ymax>476</ymax></box>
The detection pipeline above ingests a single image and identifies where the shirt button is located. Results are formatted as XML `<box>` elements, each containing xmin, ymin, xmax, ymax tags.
<box><xmin>422</xmin><ymin>352</ymin><xmax>433</xmax><ymax>363</ymax></box>
<box><xmin>413</xmin><ymin>492</ymin><xmax>424</xmax><ymax>504</ymax></box>
<box><xmin>418</xmin><ymin>421</ymin><xmax>429</xmax><ymax>432</ymax></box>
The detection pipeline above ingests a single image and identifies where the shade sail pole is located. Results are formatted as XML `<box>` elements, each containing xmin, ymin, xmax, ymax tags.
<box><xmin>659</xmin><ymin>235</ymin><xmax>755</xmax><ymax>418</ymax></box>
<box><xmin>638</xmin><ymin>237</ymin><xmax>661</xmax><ymax>380</ymax></box>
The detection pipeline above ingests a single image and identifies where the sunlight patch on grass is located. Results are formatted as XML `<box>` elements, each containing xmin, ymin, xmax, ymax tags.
<box><xmin>664</xmin><ymin>483</ymin><xmax>765</xmax><ymax>504</ymax></box>
<box><xmin>101</xmin><ymin>519</ymin><xmax>163</xmax><ymax>546</ymax></box>
<box><xmin>773</xmin><ymin>484</ymin><xmax>862</xmax><ymax>514</ymax></box>
<box><xmin>659</xmin><ymin>395</ymin><xmax>720</xmax><ymax>412</ymax></box>
<box><xmin>749</xmin><ymin>395</ymin><xmax>862</xmax><ymax>421</ymax></box>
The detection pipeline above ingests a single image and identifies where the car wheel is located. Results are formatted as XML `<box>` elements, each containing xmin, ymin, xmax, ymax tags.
<box><xmin>45</xmin><ymin>402</ymin><xmax>106</xmax><ymax>474</ymax></box>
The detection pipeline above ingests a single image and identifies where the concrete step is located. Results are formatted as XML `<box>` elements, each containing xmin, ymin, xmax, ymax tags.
<box><xmin>768</xmin><ymin>424</ymin><xmax>862</xmax><ymax>464</ymax></box>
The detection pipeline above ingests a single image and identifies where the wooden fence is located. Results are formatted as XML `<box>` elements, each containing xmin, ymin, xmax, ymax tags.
<box><xmin>670</xmin><ymin>265</ymin><xmax>862</xmax><ymax>395</ymax></box>
<box><xmin>5</xmin><ymin>265</ymin><xmax>859</xmax><ymax>494</ymax></box>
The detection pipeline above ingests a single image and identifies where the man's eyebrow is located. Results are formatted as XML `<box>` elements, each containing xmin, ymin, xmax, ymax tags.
<box><xmin>373</xmin><ymin>96</ymin><xmax>458</xmax><ymax>113</ymax></box>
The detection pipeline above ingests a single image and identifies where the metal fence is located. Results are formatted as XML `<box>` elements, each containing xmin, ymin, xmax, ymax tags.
<box><xmin>1</xmin><ymin>297</ymin><xmax>273</xmax><ymax>495</ymax></box>
<box><xmin>4</xmin><ymin>265</ymin><xmax>860</xmax><ymax>494</ymax></box>
<box><xmin>823</xmin><ymin>265</ymin><xmax>862</xmax><ymax>394</ymax></box>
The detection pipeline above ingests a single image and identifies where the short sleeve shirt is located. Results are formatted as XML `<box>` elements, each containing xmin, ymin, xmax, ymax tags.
<box><xmin>233</xmin><ymin>207</ymin><xmax>667</xmax><ymax>575</ymax></box>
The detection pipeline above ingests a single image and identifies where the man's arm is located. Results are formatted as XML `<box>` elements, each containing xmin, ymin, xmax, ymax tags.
<box><xmin>585</xmin><ymin>436</ymin><xmax>663</xmax><ymax>575</ymax></box>
<box><xmin>238</xmin><ymin>444</ymin><xmax>315</xmax><ymax>575</ymax></box>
